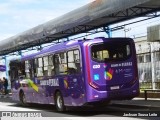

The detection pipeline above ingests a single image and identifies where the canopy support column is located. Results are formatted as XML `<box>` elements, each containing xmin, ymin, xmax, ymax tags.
<box><xmin>103</xmin><ymin>26</ymin><xmax>112</xmax><ymax>38</ymax></box>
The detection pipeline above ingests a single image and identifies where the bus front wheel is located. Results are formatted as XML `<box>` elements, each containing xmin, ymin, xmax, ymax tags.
<box><xmin>20</xmin><ymin>91</ymin><xmax>28</xmax><ymax>106</ymax></box>
<box><xmin>55</xmin><ymin>92</ymin><xmax>66</xmax><ymax>112</ymax></box>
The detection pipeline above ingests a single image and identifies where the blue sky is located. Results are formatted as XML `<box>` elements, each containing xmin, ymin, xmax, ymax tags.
<box><xmin>0</xmin><ymin>0</ymin><xmax>93</xmax><ymax>40</ymax></box>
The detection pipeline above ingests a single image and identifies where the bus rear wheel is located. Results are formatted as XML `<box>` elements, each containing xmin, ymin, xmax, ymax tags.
<box><xmin>20</xmin><ymin>91</ymin><xmax>28</xmax><ymax>106</ymax></box>
<box><xmin>55</xmin><ymin>92</ymin><xmax>66</xmax><ymax>112</ymax></box>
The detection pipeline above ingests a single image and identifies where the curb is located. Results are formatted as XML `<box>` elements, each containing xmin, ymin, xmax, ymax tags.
<box><xmin>111</xmin><ymin>103</ymin><xmax>160</xmax><ymax>110</ymax></box>
<box><xmin>0</xmin><ymin>95</ymin><xmax>11</xmax><ymax>98</ymax></box>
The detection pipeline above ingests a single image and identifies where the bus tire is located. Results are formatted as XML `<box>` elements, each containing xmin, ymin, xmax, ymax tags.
<box><xmin>19</xmin><ymin>91</ymin><xmax>28</xmax><ymax>106</ymax></box>
<box><xmin>55</xmin><ymin>91</ymin><xmax>66</xmax><ymax>112</ymax></box>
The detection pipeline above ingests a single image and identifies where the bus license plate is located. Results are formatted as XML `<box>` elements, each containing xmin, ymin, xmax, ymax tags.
<box><xmin>110</xmin><ymin>86</ymin><xmax>119</xmax><ymax>90</ymax></box>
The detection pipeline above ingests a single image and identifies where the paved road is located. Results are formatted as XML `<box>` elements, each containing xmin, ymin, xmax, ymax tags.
<box><xmin>0</xmin><ymin>97</ymin><xmax>159</xmax><ymax>120</ymax></box>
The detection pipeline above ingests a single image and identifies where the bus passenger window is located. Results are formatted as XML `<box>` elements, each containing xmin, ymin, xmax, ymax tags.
<box><xmin>54</xmin><ymin>54</ymin><xmax>60</xmax><ymax>75</ymax></box>
<box><xmin>54</xmin><ymin>53</ymin><xmax>67</xmax><ymax>75</ymax></box>
<box><xmin>67</xmin><ymin>49</ymin><xmax>80</xmax><ymax>75</ymax></box>
<box><xmin>25</xmin><ymin>60</ymin><xmax>34</xmax><ymax>79</ymax></box>
<box><xmin>43</xmin><ymin>56</ymin><xmax>49</xmax><ymax>76</ymax></box>
<box><xmin>37</xmin><ymin>57</ymin><xmax>44</xmax><ymax>77</ymax></box>
<box><xmin>48</xmin><ymin>55</ymin><xmax>54</xmax><ymax>76</ymax></box>
<box><xmin>74</xmin><ymin>50</ymin><xmax>81</xmax><ymax>73</ymax></box>
<box><xmin>60</xmin><ymin>53</ymin><xmax>67</xmax><ymax>74</ymax></box>
<box><xmin>34</xmin><ymin>59</ymin><xmax>38</xmax><ymax>77</ymax></box>
<box><xmin>25</xmin><ymin>60</ymin><xmax>30</xmax><ymax>78</ymax></box>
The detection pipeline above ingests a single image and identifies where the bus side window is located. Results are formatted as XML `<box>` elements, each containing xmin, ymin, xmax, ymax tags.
<box><xmin>30</xmin><ymin>59</ymin><xmax>35</xmax><ymax>78</ymax></box>
<box><xmin>67</xmin><ymin>49</ymin><xmax>80</xmax><ymax>75</ymax></box>
<box><xmin>43</xmin><ymin>56</ymin><xmax>49</xmax><ymax>76</ymax></box>
<box><xmin>37</xmin><ymin>57</ymin><xmax>44</xmax><ymax>77</ymax></box>
<box><xmin>54</xmin><ymin>53</ymin><xmax>67</xmax><ymax>75</ymax></box>
<box><xmin>34</xmin><ymin>58</ymin><xmax>38</xmax><ymax>77</ymax></box>
<box><xmin>25</xmin><ymin>60</ymin><xmax>30</xmax><ymax>78</ymax></box>
<box><xmin>60</xmin><ymin>53</ymin><xmax>67</xmax><ymax>74</ymax></box>
<box><xmin>48</xmin><ymin>55</ymin><xmax>55</xmax><ymax>76</ymax></box>
<box><xmin>74</xmin><ymin>50</ymin><xmax>81</xmax><ymax>73</ymax></box>
<box><xmin>42</xmin><ymin>54</ymin><xmax>57</xmax><ymax>77</ymax></box>
<box><xmin>54</xmin><ymin>54</ymin><xmax>60</xmax><ymax>75</ymax></box>
<box><xmin>25</xmin><ymin>60</ymin><xmax>34</xmax><ymax>79</ymax></box>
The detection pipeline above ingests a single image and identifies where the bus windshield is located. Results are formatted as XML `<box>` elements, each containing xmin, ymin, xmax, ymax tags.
<box><xmin>91</xmin><ymin>41</ymin><xmax>131</xmax><ymax>62</ymax></box>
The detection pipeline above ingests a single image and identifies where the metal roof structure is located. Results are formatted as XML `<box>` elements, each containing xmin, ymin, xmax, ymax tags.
<box><xmin>0</xmin><ymin>0</ymin><xmax>160</xmax><ymax>56</ymax></box>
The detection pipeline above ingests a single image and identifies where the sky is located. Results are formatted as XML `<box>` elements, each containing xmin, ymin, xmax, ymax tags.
<box><xmin>0</xmin><ymin>0</ymin><xmax>160</xmax><ymax>41</ymax></box>
<box><xmin>0</xmin><ymin>0</ymin><xmax>94</xmax><ymax>41</ymax></box>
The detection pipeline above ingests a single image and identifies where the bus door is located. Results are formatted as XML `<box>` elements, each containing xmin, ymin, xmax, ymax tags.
<box><xmin>67</xmin><ymin>49</ymin><xmax>85</xmax><ymax>101</ymax></box>
<box><xmin>54</xmin><ymin>50</ymin><xmax>85</xmax><ymax>105</ymax></box>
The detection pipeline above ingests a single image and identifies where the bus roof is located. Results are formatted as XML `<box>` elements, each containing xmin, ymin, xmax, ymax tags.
<box><xmin>21</xmin><ymin>39</ymin><xmax>84</xmax><ymax>61</ymax></box>
<box><xmin>20</xmin><ymin>37</ymin><xmax>133</xmax><ymax>61</ymax></box>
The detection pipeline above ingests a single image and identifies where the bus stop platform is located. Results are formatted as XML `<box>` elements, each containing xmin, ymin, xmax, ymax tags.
<box><xmin>111</xmin><ymin>98</ymin><xmax>160</xmax><ymax>110</ymax></box>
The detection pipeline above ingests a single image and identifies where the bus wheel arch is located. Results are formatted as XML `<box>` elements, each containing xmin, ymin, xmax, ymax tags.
<box><xmin>54</xmin><ymin>90</ymin><xmax>66</xmax><ymax>112</ymax></box>
<box><xmin>19</xmin><ymin>90</ymin><xmax>28</xmax><ymax>106</ymax></box>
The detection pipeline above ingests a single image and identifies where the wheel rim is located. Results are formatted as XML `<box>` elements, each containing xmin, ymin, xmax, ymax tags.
<box><xmin>22</xmin><ymin>94</ymin><xmax>26</xmax><ymax>104</ymax></box>
<box><xmin>21</xmin><ymin>93</ymin><xmax>26</xmax><ymax>104</ymax></box>
<box><xmin>57</xmin><ymin>95</ymin><xmax>63</xmax><ymax>110</ymax></box>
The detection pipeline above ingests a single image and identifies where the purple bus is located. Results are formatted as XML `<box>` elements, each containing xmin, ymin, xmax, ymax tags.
<box><xmin>0</xmin><ymin>65</ymin><xmax>6</xmax><ymax>72</ymax></box>
<box><xmin>10</xmin><ymin>37</ymin><xmax>139</xmax><ymax>111</ymax></box>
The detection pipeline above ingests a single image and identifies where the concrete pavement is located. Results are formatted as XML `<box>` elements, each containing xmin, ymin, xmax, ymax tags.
<box><xmin>111</xmin><ymin>98</ymin><xmax>160</xmax><ymax>110</ymax></box>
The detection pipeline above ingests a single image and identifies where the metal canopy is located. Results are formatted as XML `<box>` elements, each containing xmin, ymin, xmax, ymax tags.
<box><xmin>0</xmin><ymin>0</ymin><xmax>160</xmax><ymax>56</ymax></box>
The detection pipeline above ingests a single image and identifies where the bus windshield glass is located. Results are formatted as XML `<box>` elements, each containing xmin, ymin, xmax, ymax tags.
<box><xmin>91</xmin><ymin>41</ymin><xmax>131</xmax><ymax>62</ymax></box>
